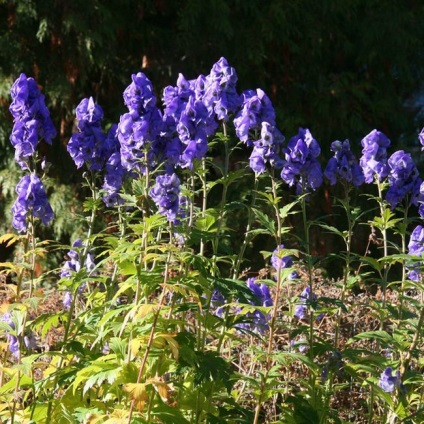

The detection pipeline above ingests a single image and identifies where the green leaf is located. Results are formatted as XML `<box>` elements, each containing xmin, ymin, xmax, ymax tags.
<box><xmin>347</xmin><ymin>330</ymin><xmax>393</xmax><ymax>345</ymax></box>
<box><xmin>150</xmin><ymin>402</ymin><xmax>190</xmax><ymax>424</ymax></box>
<box><xmin>32</xmin><ymin>312</ymin><xmax>62</xmax><ymax>338</ymax></box>
<box><xmin>252</xmin><ymin>207</ymin><xmax>275</xmax><ymax>235</ymax></box>
<box><xmin>0</xmin><ymin>233</ymin><xmax>19</xmax><ymax>247</ymax></box>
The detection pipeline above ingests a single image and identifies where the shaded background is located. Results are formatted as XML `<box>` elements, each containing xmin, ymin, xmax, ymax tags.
<box><xmin>1</xmin><ymin>0</ymin><xmax>424</xmax><ymax>273</ymax></box>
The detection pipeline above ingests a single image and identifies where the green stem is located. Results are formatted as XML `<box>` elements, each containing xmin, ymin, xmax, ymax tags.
<box><xmin>127</xmin><ymin>252</ymin><xmax>171</xmax><ymax>424</ymax></box>
<box><xmin>213</xmin><ymin>123</ymin><xmax>230</xmax><ymax>258</ymax></box>
<box><xmin>199</xmin><ymin>159</ymin><xmax>207</xmax><ymax>257</ymax></box>
<box><xmin>334</xmin><ymin>186</ymin><xmax>354</xmax><ymax>350</ymax></box>
<box><xmin>300</xmin><ymin>192</ymin><xmax>314</xmax><ymax>359</ymax></box>
<box><xmin>377</xmin><ymin>181</ymin><xmax>389</xmax><ymax>311</ymax></box>
<box><xmin>253</xmin><ymin>172</ymin><xmax>282</xmax><ymax>424</ymax></box>
<box><xmin>299</xmin><ymin>183</ymin><xmax>318</xmax><ymax>409</ymax></box>
<box><xmin>323</xmin><ymin>185</ymin><xmax>355</xmax><ymax>423</ymax></box>
<box><xmin>232</xmin><ymin>174</ymin><xmax>259</xmax><ymax>279</ymax></box>
<box><xmin>46</xmin><ymin>173</ymin><xmax>98</xmax><ymax>422</ymax></box>
<box><xmin>401</xmin><ymin>287</ymin><xmax>424</xmax><ymax>375</ymax></box>
<box><xmin>397</xmin><ymin>203</ymin><xmax>409</xmax><ymax>326</ymax></box>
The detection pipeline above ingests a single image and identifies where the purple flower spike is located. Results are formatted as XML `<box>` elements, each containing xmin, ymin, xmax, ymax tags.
<box><xmin>407</xmin><ymin>225</ymin><xmax>424</xmax><ymax>281</ymax></box>
<box><xmin>378</xmin><ymin>367</ymin><xmax>401</xmax><ymax>393</ymax></box>
<box><xmin>11</xmin><ymin>174</ymin><xmax>54</xmax><ymax>233</ymax></box>
<box><xmin>281</xmin><ymin>128</ymin><xmax>322</xmax><ymax>194</ymax></box>
<box><xmin>63</xmin><ymin>291</ymin><xmax>73</xmax><ymax>310</ymax></box>
<box><xmin>68</xmin><ymin>97</ymin><xmax>119</xmax><ymax>173</ymax></box>
<box><xmin>294</xmin><ymin>286</ymin><xmax>317</xmax><ymax>320</ymax></box>
<box><xmin>149</xmin><ymin>173</ymin><xmax>182</xmax><ymax>223</ymax></box>
<box><xmin>211</xmin><ymin>290</ymin><xmax>226</xmax><ymax>317</ymax></box>
<box><xmin>359</xmin><ymin>129</ymin><xmax>390</xmax><ymax>183</ymax></box>
<box><xmin>203</xmin><ymin>57</ymin><xmax>241</xmax><ymax>122</ymax></box>
<box><xmin>386</xmin><ymin>150</ymin><xmax>421</xmax><ymax>209</ymax></box>
<box><xmin>7</xmin><ymin>334</ymin><xmax>19</xmax><ymax>357</ymax></box>
<box><xmin>237</xmin><ymin>277</ymin><xmax>273</xmax><ymax>333</ymax></box>
<box><xmin>271</xmin><ymin>244</ymin><xmax>293</xmax><ymax>271</ymax></box>
<box><xmin>60</xmin><ymin>238</ymin><xmax>96</xmax><ymax>279</ymax></box>
<box><xmin>117</xmin><ymin>72</ymin><xmax>164</xmax><ymax>175</ymax></box>
<box><xmin>249</xmin><ymin>122</ymin><xmax>285</xmax><ymax>174</ymax></box>
<box><xmin>234</xmin><ymin>88</ymin><xmax>277</xmax><ymax>146</ymax></box>
<box><xmin>9</xmin><ymin>73</ymin><xmax>56</xmax><ymax>168</ymax></box>
<box><xmin>324</xmin><ymin>140</ymin><xmax>364</xmax><ymax>187</ymax></box>
<box><xmin>124</xmin><ymin>72</ymin><xmax>157</xmax><ymax>115</ymax></box>
<box><xmin>408</xmin><ymin>225</ymin><xmax>424</xmax><ymax>256</ymax></box>
<box><xmin>76</xmin><ymin>97</ymin><xmax>104</xmax><ymax>126</ymax></box>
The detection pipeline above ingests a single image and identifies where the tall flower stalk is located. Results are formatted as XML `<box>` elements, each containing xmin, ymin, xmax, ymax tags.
<box><xmin>7</xmin><ymin>73</ymin><xmax>56</xmax><ymax>423</ymax></box>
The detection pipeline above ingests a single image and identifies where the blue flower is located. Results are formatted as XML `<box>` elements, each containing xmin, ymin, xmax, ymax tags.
<box><xmin>210</xmin><ymin>289</ymin><xmax>226</xmax><ymax>317</ymax></box>
<box><xmin>203</xmin><ymin>57</ymin><xmax>241</xmax><ymax>122</ymax></box>
<box><xmin>293</xmin><ymin>286</ymin><xmax>320</xmax><ymax>320</ymax></box>
<box><xmin>281</xmin><ymin>128</ymin><xmax>322</xmax><ymax>193</ymax></box>
<box><xmin>100</xmin><ymin>125</ymin><xmax>125</xmax><ymax>206</ymax></box>
<box><xmin>324</xmin><ymin>140</ymin><xmax>364</xmax><ymax>186</ymax></box>
<box><xmin>68</xmin><ymin>97</ymin><xmax>119</xmax><ymax>173</ymax></box>
<box><xmin>61</xmin><ymin>239</ymin><xmax>95</xmax><ymax>308</ymax></box>
<box><xmin>118</xmin><ymin>73</ymin><xmax>163</xmax><ymax>174</ymax></box>
<box><xmin>359</xmin><ymin>129</ymin><xmax>390</xmax><ymax>183</ymax></box>
<box><xmin>249</xmin><ymin>122</ymin><xmax>285</xmax><ymax>174</ymax></box>
<box><xmin>177</xmin><ymin>96</ymin><xmax>210</xmax><ymax>169</ymax></box>
<box><xmin>407</xmin><ymin>225</ymin><xmax>424</xmax><ymax>281</ymax></box>
<box><xmin>386</xmin><ymin>150</ymin><xmax>421</xmax><ymax>209</ymax></box>
<box><xmin>11</xmin><ymin>174</ymin><xmax>54</xmax><ymax>233</ymax></box>
<box><xmin>234</xmin><ymin>88</ymin><xmax>276</xmax><ymax>146</ymax></box>
<box><xmin>123</xmin><ymin>72</ymin><xmax>157</xmax><ymax>115</ymax></box>
<box><xmin>149</xmin><ymin>173</ymin><xmax>182</xmax><ymax>223</ymax></box>
<box><xmin>378</xmin><ymin>367</ymin><xmax>401</xmax><ymax>393</ymax></box>
<box><xmin>9</xmin><ymin>73</ymin><xmax>56</xmax><ymax>169</ymax></box>
<box><xmin>271</xmin><ymin>245</ymin><xmax>297</xmax><ymax>280</ymax></box>
<box><xmin>236</xmin><ymin>277</ymin><xmax>273</xmax><ymax>333</ymax></box>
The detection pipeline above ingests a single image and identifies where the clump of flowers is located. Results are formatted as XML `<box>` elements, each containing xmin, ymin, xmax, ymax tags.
<box><xmin>67</xmin><ymin>97</ymin><xmax>118</xmax><ymax>172</ymax></box>
<box><xmin>1</xmin><ymin>312</ymin><xmax>18</xmax><ymax>357</ymax></box>
<box><xmin>293</xmin><ymin>286</ymin><xmax>320</xmax><ymax>320</ymax></box>
<box><xmin>1</xmin><ymin>312</ymin><xmax>37</xmax><ymax>357</ymax></box>
<box><xmin>8</xmin><ymin>74</ymin><xmax>55</xmax><ymax>234</ymax></box>
<box><xmin>175</xmin><ymin>96</ymin><xmax>211</xmax><ymax>169</ymax></box>
<box><xmin>234</xmin><ymin>89</ymin><xmax>276</xmax><ymax>145</ymax></box>
<box><xmin>234</xmin><ymin>88</ymin><xmax>284</xmax><ymax>174</ymax></box>
<box><xmin>102</xmin><ymin>125</ymin><xmax>125</xmax><ymax>206</ymax></box>
<box><xmin>378</xmin><ymin>367</ymin><xmax>402</xmax><ymax>393</ymax></box>
<box><xmin>359</xmin><ymin>129</ymin><xmax>390</xmax><ymax>183</ymax></box>
<box><xmin>210</xmin><ymin>289</ymin><xmax>226</xmax><ymax>318</ymax></box>
<box><xmin>203</xmin><ymin>57</ymin><xmax>241</xmax><ymax>122</ymax></box>
<box><xmin>280</xmin><ymin>128</ymin><xmax>322</xmax><ymax>193</ymax></box>
<box><xmin>386</xmin><ymin>150</ymin><xmax>421</xmax><ymax>209</ymax></box>
<box><xmin>61</xmin><ymin>239</ymin><xmax>96</xmax><ymax>309</ymax></box>
<box><xmin>248</xmin><ymin>122</ymin><xmax>285</xmax><ymax>174</ymax></box>
<box><xmin>162</xmin><ymin>73</ymin><xmax>217</xmax><ymax>170</ymax></box>
<box><xmin>149</xmin><ymin>173</ymin><xmax>182</xmax><ymax>223</ymax></box>
<box><xmin>237</xmin><ymin>278</ymin><xmax>273</xmax><ymax>333</ymax></box>
<box><xmin>9</xmin><ymin>73</ymin><xmax>56</xmax><ymax>169</ymax></box>
<box><xmin>118</xmin><ymin>72</ymin><xmax>163</xmax><ymax>174</ymax></box>
<box><xmin>11</xmin><ymin>173</ymin><xmax>54</xmax><ymax>233</ymax></box>
<box><xmin>407</xmin><ymin>225</ymin><xmax>424</xmax><ymax>281</ymax></box>
<box><xmin>271</xmin><ymin>244</ymin><xmax>298</xmax><ymax>280</ymax></box>
<box><xmin>324</xmin><ymin>140</ymin><xmax>364</xmax><ymax>186</ymax></box>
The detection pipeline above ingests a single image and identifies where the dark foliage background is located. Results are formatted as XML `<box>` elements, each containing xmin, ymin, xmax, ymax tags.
<box><xmin>1</xmin><ymin>0</ymin><xmax>424</xmax><ymax>264</ymax></box>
